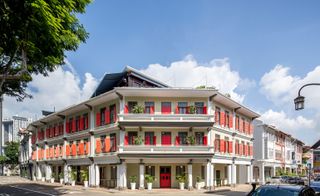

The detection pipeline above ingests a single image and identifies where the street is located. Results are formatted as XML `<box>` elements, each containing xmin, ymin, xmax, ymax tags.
<box><xmin>0</xmin><ymin>176</ymin><xmax>251</xmax><ymax>196</ymax></box>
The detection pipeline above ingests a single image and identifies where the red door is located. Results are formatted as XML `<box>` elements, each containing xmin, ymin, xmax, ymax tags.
<box><xmin>160</xmin><ymin>166</ymin><xmax>171</xmax><ymax>188</ymax></box>
<box><xmin>161</xmin><ymin>132</ymin><xmax>171</xmax><ymax>145</ymax></box>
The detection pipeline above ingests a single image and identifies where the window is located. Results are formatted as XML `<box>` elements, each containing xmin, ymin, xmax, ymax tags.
<box><xmin>145</xmin><ymin>102</ymin><xmax>154</xmax><ymax>114</ymax></box>
<box><xmin>225</xmin><ymin>111</ymin><xmax>230</xmax><ymax>127</ymax></box>
<box><xmin>69</xmin><ymin>118</ymin><xmax>73</xmax><ymax>131</ymax></box>
<box><xmin>128</xmin><ymin>101</ymin><xmax>137</xmax><ymax>113</ymax></box>
<box><xmin>178</xmin><ymin>102</ymin><xmax>188</xmax><ymax>114</ymax></box>
<box><xmin>235</xmin><ymin>140</ymin><xmax>239</xmax><ymax>154</ymax></box>
<box><xmin>145</xmin><ymin>132</ymin><xmax>155</xmax><ymax>145</ymax></box>
<box><xmin>76</xmin><ymin>116</ymin><xmax>80</xmax><ymax>131</ymax></box>
<box><xmin>110</xmin><ymin>133</ymin><xmax>117</xmax><ymax>151</ymax></box>
<box><xmin>215</xmin><ymin>135</ymin><xmax>220</xmax><ymax>152</ymax></box>
<box><xmin>215</xmin><ymin>107</ymin><xmax>221</xmax><ymax>124</ymax></box>
<box><xmin>225</xmin><ymin>137</ymin><xmax>229</xmax><ymax>151</ymax></box>
<box><xmin>195</xmin><ymin>102</ymin><xmax>204</xmax><ymax>114</ymax></box>
<box><xmin>83</xmin><ymin>113</ymin><xmax>89</xmax><ymax>129</ymax></box>
<box><xmin>145</xmin><ymin>166</ymin><xmax>155</xmax><ymax>176</ymax></box>
<box><xmin>109</xmin><ymin>104</ymin><xmax>116</xmax><ymax>123</ymax></box>
<box><xmin>161</xmin><ymin>102</ymin><xmax>171</xmax><ymax>114</ymax></box>
<box><xmin>236</xmin><ymin>116</ymin><xmax>239</xmax><ymax>130</ymax></box>
<box><xmin>111</xmin><ymin>166</ymin><xmax>117</xmax><ymax>180</ymax></box>
<box><xmin>195</xmin><ymin>132</ymin><xmax>204</xmax><ymax>145</ymax></box>
<box><xmin>128</xmin><ymin>132</ymin><xmax>137</xmax><ymax>145</ymax></box>
<box><xmin>178</xmin><ymin>132</ymin><xmax>188</xmax><ymax>145</ymax></box>
<box><xmin>100</xmin><ymin>108</ymin><xmax>106</xmax><ymax>125</ymax></box>
<box><xmin>176</xmin><ymin>165</ymin><xmax>185</xmax><ymax>176</ymax></box>
<box><xmin>100</xmin><ymin>135</ymin><xmax>106</xmax><ymax>151</ymax></box>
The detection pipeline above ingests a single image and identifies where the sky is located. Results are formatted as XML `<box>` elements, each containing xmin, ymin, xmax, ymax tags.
<box><xmin>4</xmin><ymin>0</ymin><xmax>320</xmax><ymax>145</ymax></box>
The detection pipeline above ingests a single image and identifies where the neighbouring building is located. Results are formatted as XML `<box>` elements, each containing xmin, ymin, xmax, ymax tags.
<box><xmin>311</xmin><ymin>140</ymin><xmax>320</xmax><ymax>175</ymax></box>
<box><xmin>25</xmin><ymin>66</ymin><xmax>259</xmax><ymax>190</ymax></box>
<box><xmin>253</xmin><ymin>121</ymin><xmax>304</xmax><ymax>184</ymax></box>
<box><xmin>302</xmin><ymin>146</ymin><xmax>312</xmax><ymax>176</ymax></box>
<box><xmin>19</xmin><ymin>128</ymin><xmax>33</xmax><ymax>180</ymax></box>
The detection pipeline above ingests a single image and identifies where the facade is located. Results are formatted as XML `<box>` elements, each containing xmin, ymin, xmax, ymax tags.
<box><xmin>253</xmin><ymin>121</ymin><xmax>304</xmax><ymax>184</ymax></box>
<box><xmin>25</xmin><ymin>66</ymin><xmax>259</xmax><ymax>190</ymax></box>
<box><xmin>19</xmin><ymin>129</ymin><xmax>33</xmax><ymax>179</ymax></box>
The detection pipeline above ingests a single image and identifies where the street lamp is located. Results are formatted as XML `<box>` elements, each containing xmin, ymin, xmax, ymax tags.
<box><xmin>294</xmin><ymin>83</ymin><xmax>320</xmax><ymax>110</ymax></box>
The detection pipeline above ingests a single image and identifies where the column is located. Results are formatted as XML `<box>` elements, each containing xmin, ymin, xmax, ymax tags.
<box><xmin>63</xmin><ymin>163</ymin><xmax>69</xmax><ymax>184</ymax></box>
<box><xmin>272</xmin><ymin>166</ymin><xmax>276</xmax><ymax>177</ymax></box>
<box><xmin>227</xmin><ymin>164</ymin><xmax>232</xmax><ymax>185</ymax></box>
<box><xmin>117</xmin><ymin>162</ymin><xmax>127</xmax><ymax>189</ymax></box>
<box><xmin>88</xmin><ymin>163</ymin><xmax>95</xmax><ymax>187</ymax></box>
<box><xmin>211</xmin><ymin>164</ymin><xmax>215</xmax><ymax>190</ymax></box>
<box><xmin>231</xmin><ymin>164</ymin><xmax>237</xmax><ymax>187</ymax></box>
<box><xmin>260</xmin><ymin>163</ymin><xmax>265</xmax><ymax>184</ymax></box>
<box><xmin>119</xmin><ymin>130</ymin><xmax>125</xmax><ymax>152</ymax></box>
<box><xmin>188</xmin><ymin>164</ymin><xmax>193</xmax><ymax>190</ymax></box>
<box><xmin>246</xmin><ymin>165</ymin><xmax>251</xmax><ymax>183</ymax></box>
<box><xmin>139</xmin><ymin>164</ymin><xmax>145</xmax><ymax>189</ymax></box>
<box><xmin>205</xmin><ymin>162</ymin><xmax>211</xmax><ymax>189</ymax></box>
<box><xmin>95</xmin><ymin>164</ymin><xmax>100</xmax><ymax>187</ymax></box>
<box><xmin>45</xmin><ymin>164</ymin><xmax>52</xmax><ymax>181</ymax></box>
<box><xmin>36</xmin><ymin>164</ymin><xmax>42</xmax><ymax>180</ymax></box>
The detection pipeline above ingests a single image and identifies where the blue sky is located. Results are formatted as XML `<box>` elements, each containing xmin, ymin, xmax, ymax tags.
<box><xmin>5</xmin><ymin>0</ymin><xmax>320</xmax><ymax>145</ymax></box>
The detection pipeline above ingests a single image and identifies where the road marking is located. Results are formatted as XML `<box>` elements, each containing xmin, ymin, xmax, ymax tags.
<box><xmin>9</xmin><ymin>185</ymin><xmax>57</xmax><ymax>196</ymax></box>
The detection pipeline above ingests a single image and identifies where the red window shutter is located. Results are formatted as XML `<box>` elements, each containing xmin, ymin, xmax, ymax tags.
<box><xmin>175</xmin><ymin>136</ymin><xmax>180</xmax><ymax>145</ymax></box>
<box><xmin>145</xmin><ymin>135</ymin><xmax>150</xmax><ymax>145</ymax></box>
<box><xmin>95</xmin><ymin>139</ymin><xmax>101</xmax><ymax>154</ymax></box>
<box><xmin>239</xmin><ymin>119</ymin><xmax>243</xmax><ymax>132</ymax></box>
<box><xmin>124</xmin><ymin>105</ymin><xmax>129</xmax><ymax>113</ymax></box>
<box><xmin>105</xmin><ymin>108</ymin><xmax>110</xmax><ymax>124</ymax></box>
<box><xmin>85</xmin><ymin>142</ymin><xmax>90</xmax><ymax>155</ymax></box>
<box><xmin>235</xmin><ymin>143</ymin><xmax>238</xmax><ymax>154</ymax></box>
<box><xmin>250</xmin><ymin>146</ymin><xmax>253</xmax><ymax>156</ymax></box>
<box><xmin>96</xmin><ymin>113</ymin><xmax>101</xmax><ymax>126</ymax></box>
<box><xmin>79</xmin><ymin>117</ymin><xmax>84</xmax><ymax>131</ymax></box>
<box><xmin>175</xmin><ymin>105</ymin><xmax>179</xmax><ymax>114</ymax></box>
<box><xmin>220</xmin><ymin>111</ymin><xmax>225</xmax><ymax>126</ymax></box>
<box><xmin>229</xmin><ymin>114</ymin><xmax>233</xmax><ymax>128</ymax></box>
<box><xmin>203</xmin><ymin>106</ymin><xmax>207</xmax><ymax>114</ymax></box>
<box><xmin>203</xmin><ymin>136</ymin><xmax>208</xmax><ymax>145</ymax></box>
<box><xmin>153</xmin><ymin>136</ymin><xmax>157</xmax><ymax>145</ymax></box>
<box><xmin>66</xmin><ymin>122</ymin><xmax>69</xmax><ymax>133</ymax></box>
<box><xmin>229</xmin><ymin>141</ymin><xmax>233</xmax><ymax>153</ymax></box>
<box><xmin>220</xmin><ymin>139</ymin><xmax>225</xmax><ymax>153</ymax></box>
<box><xmin>71</xmin><ymin>144</ymin><xmax>76</xmax><ymax>156</ymax></box>
<box><xmin>240</xmin><ymin>144</ymin><xmax>243</xmax><ymax>155</ymax></box>
<box><xmin>78</xmin><ymin>143</ymin><xmax>84</xmax><ymax>155</ymax></box>
<box><xmin>150</xmin><ymin>106</ymin><xmax>154</xmax><ymax>114</ymax></box>
<box><xmin>104</xmin><ymin>137</ymin><xmax>110</xmax><ymax>152</ymax></box>
<box><xmin>215</xmin><ymin>111</ymin><xmax>219</xmax><ymax>123</ymax></box>
<box><xmin>124</xmin><ymin>136</ymin><xmax>129</xmax><ymax>146</ymax></box>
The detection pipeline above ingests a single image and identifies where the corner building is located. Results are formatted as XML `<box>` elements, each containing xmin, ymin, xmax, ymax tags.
<box><xmin>27</xmin><ymin>66</ymin><xmax>259</xmax><ymax>189</ymax></box>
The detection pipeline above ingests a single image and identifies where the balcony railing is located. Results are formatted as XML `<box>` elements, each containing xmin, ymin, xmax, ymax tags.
<box><xmin>122</xmin><ymin>145</ymin><xmax>213</xmax><ymax>153</ymax></box>
<box><xmin>118</xmin><ymin>114</ymin><xmax>214</xmax><ymax>122</ymax></box>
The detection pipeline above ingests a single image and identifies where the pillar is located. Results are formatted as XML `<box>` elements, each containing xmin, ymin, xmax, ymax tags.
<box><xmin>246</xmin><ymin>165</ymin><xmax>251</xmax><ymax>183</ymax></box>
<box><xmin>139</xmin><ymin>164</ymin><xmax>145</xmax><ymax>189</ymax></box>
<box><xmin>63</xmin><ymin>163</ymin><xmax>69</xmax><ymax>184</ymax></box>
<box><xmin>231</xmin><ymin>164</ymin><xmax>237</xmax><ymax>187</ymax></box>
<box><xmin>117</xmin><ymin>162</ymin><xmax>127</xmax><ymax>189</ymax></box>
<box><xmin>89</xmin><ymin>163</ymin><xmax>95</xmax><ymax>187</ymax></box>
<box><xmin>188</xmin><ymin>164</ymin><xmax>193</xmax><ymax>190</ymax></box>
<box><xmin>272</xmin><ymin>166</ymin><xmax>276</xmax><ymax>177</ymax></box>
<box><xmin>227</xmin><ymin>164</ymin><xmax>232</xmax><ymax>185</ymax></box>
<box><xmin>205</xmin><ymin>161</ymin><xmax>214</xmax><ymax>190</ymax></box>
<box><xmin>45</xmin><ymin>164</ymin><xmax>52</xmax><ymax>181</ymax></box>
<box><xmin>260</xmin><ymin>163</ymin><xmax>265</xmax><ymax>184</ymax></box>
<box><xmin>95</xmin><ymin>164</ymin><xmax>100</xmax><ymax>187</ymax></box>
<box><xmin>36</xmin><ymin>164</ymin><xmax>42</xmax><ymax>180</ymax></box>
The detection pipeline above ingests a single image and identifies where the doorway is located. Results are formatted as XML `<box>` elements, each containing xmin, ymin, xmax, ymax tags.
<box><xmin>160</xmin><ymin>166</ymin><xmax>171</xmax><ymax>188</ymax></box>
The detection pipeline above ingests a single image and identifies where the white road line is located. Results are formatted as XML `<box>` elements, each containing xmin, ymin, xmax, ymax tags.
<box><xmin>9</xmin><ymin>185</ymin><xmax>57</xmax><ymax>196</ymax></box>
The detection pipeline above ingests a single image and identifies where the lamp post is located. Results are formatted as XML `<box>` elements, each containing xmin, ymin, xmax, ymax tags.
<box><xmin>294</xmin><ymin>83</ymin><xmax>320</xmax><ymax>110</ymax></box>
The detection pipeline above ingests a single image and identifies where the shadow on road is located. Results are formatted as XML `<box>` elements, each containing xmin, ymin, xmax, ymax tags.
<box><xmin>0</xmin><ymin>182</ymin><xmax>71</xmax><ymax>195</ymax></box>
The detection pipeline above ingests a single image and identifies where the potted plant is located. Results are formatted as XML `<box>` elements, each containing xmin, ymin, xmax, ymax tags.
<box><xmin>129</xmin><ymin>175</ymin><xmax>137</xmax><ymax>190</ymax></box>
<box><xmin>59</xmin><ymin>172</ymin><xmax>64</xmax><ymax>184</ymax></box>
<box><xmin>70</xmin><ymin>169</ymin><xmax>77</xmax><ymax>186</ymax></box>
<box><xmin>145</xmin><ymin>174</ymin><xmax>155</xmax><ymax>190</ymax></box>
<box><xmin>134</xmin><ymin>136</ymin><xmax>144</xmax><ymax>145</ymax></box>
<box><xmin>176</xmin><ymin>174</ymin><xmax>186</xmax><ymax>190</ymax></box>
<box><xmin>80</xmin><ymin>169</ymin><xmax>89</xmax><ymax>187</ymax></box>
<box><xmin>41</xmin><ymin>176</ymin><xmax>45</xmax><ymax>182</ymax></box>
<box><xmin>189</xmin><ymin>105</ymin><xmax>196</xmax><ymax>114</ymax></box>
<box><xmin>50</xmin><ymin>173</ymin><xmax>55</xmax><ymax>183</ymax></box>
<box><xmin>132</xmin><ymin>105</ymin><xmax>144</xmax><ymax>114</ymax></box>
<box><xmin>185</xmin><ymin>136</ymin><xmax>195</xmax><ymax>145</ymax></box>
<box><xmin>196</xmin><ymin>176</ymin><xmax>203</xmax><ymax>190</ymax></box>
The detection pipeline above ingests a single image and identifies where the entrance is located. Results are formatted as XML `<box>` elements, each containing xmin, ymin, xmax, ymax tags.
<box><xmin>160</xmin><ymin>166</ymin><xmax>171</xmax><ymax>188</ymax></box>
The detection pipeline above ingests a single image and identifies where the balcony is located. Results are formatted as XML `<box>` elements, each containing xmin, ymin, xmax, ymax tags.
<box><xmin>118</xmin><ymin>113</ymin><xmax>214</xmax><ymax>127</ymax></box>
<box><xmin>121</xmin><ymin>145</ymin><xmax>213</xmax><ymax>153</ymax></box>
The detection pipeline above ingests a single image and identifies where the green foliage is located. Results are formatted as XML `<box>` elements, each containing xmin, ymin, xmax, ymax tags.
<box><xmin>176</xmin><ymin>174</ymin><xmax>186</xmax><ymax>183</ymax></box>
<box><xmin>0</xmin><ymin>0</ymin><xmax>91</xmax><ymax>100</ymax></box>
<box><xmin>70</xmin><ymin>169</ymin><xmax>77</xmax><ymax>181</ymax></box>
<box><xmin>185</xmin><ymin>136</ymin><xmax>195</xmax><ymax>145</ymax></box>
<box><xmin>188</xmin><ymin>105</ymin><xmax>196</xmax><ymax>114</ymax></box>
<box><xmin>196</xmin><ymin>176</ymin><xmax>203</xmax><ymax>183</ymax></box>
<box><xmin>0</xmin><ymin>155</ymin><xmax>7</xmax><ymax>164</ymax></box>
<box><xmin>144</xmin><ymin>174</ymin><xmax>155</xmax><ymax>183</ymax></box>
<box><xmin>132</xmin><ymin>105</ymin><xmax>144</xmax><ymax>114</ymax></box>
<box><xmin>80</xmin><ymin>169</ymin><xmax>89</xmax><ymax>181</ymax></box>
<box><xmin>129</xmin><ymin>175</ymin><xmax>137</xmax><ymax>183</ymax></box>
<box><xmin>134</xmin><ymin>135</ymin><xmax>144</xmax><ymax>145</ymax></box>
<box><xmin>3</xmin><ymin>141</ymin><xmax>19</xmax><ymax>166</ymax></box>
<box><xmin>59</xmin><ymin>172</ymin><xmax>64</xmax><ymax>180</ymax></box>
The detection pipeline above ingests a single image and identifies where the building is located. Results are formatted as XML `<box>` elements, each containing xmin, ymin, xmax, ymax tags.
<box><xmin>19</xmin><ymin>128</ymin><xmax>33</xmax><ymax>180</ymax></box>
<box><xmin>253</xmin><ymin>121</ymin><xmax>304</xmax><ymax>184</ymax></box>
<box><xmin>25</xmin><ymin>66</ymin><xmax>259</xmax><ymax>189</ymax></box>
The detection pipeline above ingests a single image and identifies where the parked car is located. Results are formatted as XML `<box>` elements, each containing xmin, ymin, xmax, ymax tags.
<box><xmin>270</xmin><ymin>176</ymin><xmax>281</xmax><ymax>184</ymax></box>
<box><xmin>247</xmin><ymin>183</ymin><xmax>316</xmax><ymax>196</ymax></box>
<box><xmin>310</xmin><ymin>181</ymin><xmax>320</xmax><ymax>193</ymax></box>
<box><xmin>280</xmin><ymin>176</ymin><xmax>290</xmax><ymax>183</ymax></box>
<box><xmin>288</xmin><ymin>177</ymin><xmax>305</xmax><ymax>185</ymax></box>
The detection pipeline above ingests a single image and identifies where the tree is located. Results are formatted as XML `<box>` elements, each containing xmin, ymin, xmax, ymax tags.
<box><xmin>0</xmin><ymin>0</ymin><xmax>91</xmax><ymax>100</ymax></box>
<box><xmin>4</xmin><ymin>141</ymin><xmax>19</xmax><ymax>166</ymax></box>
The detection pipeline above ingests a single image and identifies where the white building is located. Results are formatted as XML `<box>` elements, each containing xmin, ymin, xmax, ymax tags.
<box><xmin>253</xmin><ymin>120</ymin><xmax>304</xmax><ymax>184</ymax></box>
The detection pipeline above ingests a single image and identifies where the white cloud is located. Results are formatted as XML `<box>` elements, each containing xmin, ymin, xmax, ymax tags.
<box><xmin>260</xmin><ymin>109</ymin><xmax>318</xmax><ymax>145</ymax></box>
<box><xmin>260</xmin><ymin>65</ymin><xmax>320</xmax><ymax>109</ymax></box>
<box><xmin>3</xmin><ymin>61</ymin><xmax>98</xmax><ymax>121</ymax></box>
<box><xmin>140</xmin><ymin>55</ymin><xmax>253</xmax><ymax>103</ymax></box>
